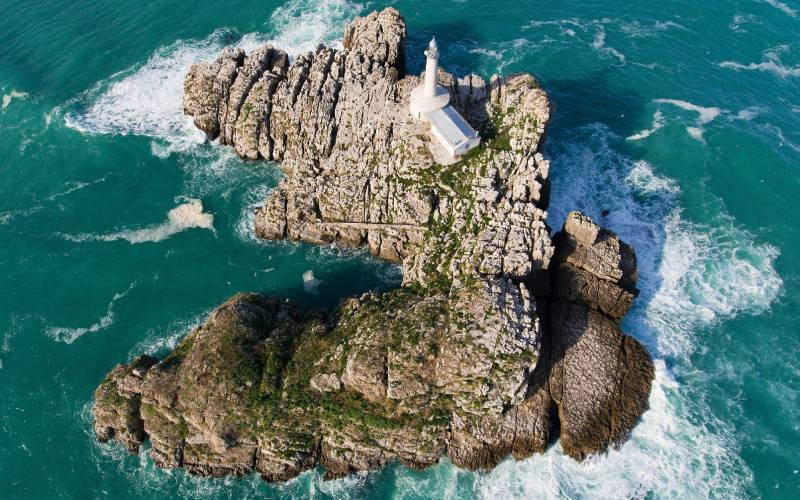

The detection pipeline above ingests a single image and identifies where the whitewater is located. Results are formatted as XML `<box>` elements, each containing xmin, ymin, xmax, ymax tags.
<box><xmin>1</xmin><ymin>0</ymin><xmax>797</xmax><ymax>498</ymax></box>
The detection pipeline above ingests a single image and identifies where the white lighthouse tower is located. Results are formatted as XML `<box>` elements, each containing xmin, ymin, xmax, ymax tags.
<box><xmin>409</xmin><ymin>38</ymin><xmax>450</xmax><ymax>118</ymax></box>
<box><xmin>409</xmin><ymin>38</ymin><xmax>480</xmax><ymax>162</ymax></box>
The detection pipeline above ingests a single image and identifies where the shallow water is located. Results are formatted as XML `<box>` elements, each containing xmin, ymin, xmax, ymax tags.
<box><xmin>1</xmin><ymin>0</ymin><xmax>798</xmax><ymax>497</ymax></box>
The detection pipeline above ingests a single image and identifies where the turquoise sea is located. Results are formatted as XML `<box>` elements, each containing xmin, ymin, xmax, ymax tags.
<box><xmin>1</xmin><ymin>0</ymin><xmax>798</xmax><ymax>497</ymax></box>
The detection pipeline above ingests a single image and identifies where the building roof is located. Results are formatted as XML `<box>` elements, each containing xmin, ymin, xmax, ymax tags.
<box><xmin>424</xmin><ymin>105</ymin><xmax>479</xmax><ymax>148</ymax></box>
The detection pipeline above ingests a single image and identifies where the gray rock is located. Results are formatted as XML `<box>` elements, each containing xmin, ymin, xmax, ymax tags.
<box><xmin>310</xmin><ymin>373</ymin><xmax>341</xmax><ymax>393</ymax></box>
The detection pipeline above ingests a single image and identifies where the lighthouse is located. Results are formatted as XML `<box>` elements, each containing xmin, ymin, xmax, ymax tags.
<box><xmin>409</xmin><ymin>37</ymin><xmax>480</xmax><ymax>162</ymax></box>
<box><xmin>409</xmin><ymin>38</ymin><xmax>450</xmax><ymax>118</ymax></box>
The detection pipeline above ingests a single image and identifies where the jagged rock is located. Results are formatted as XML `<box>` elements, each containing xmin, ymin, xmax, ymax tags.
<box><xmin>447</xmin><ymin>393</ymin><xmax>551</xmax><ymax>470</ymax></box>
<box><xmin>552</xmin><ymin>211</ymin><xmax>638</xmax><ymax>318</ymax></box>
<box><xmin>547</xmin><ymin>301</ymin><xmax>653</xmax><ymax>459</ymax></box>
<box><xmin>183</xmin><ymin>47</ymin><xmax>244</xmax><ymax>140</ymax></box>
<box><xmin>546</xmin><ymin>211</ymin><xmax>654</xmax><ymax>460</ymax></box>
<box><xmin>95</xmin><ymin>7</ymin><xmax>654</xmax><ymax>483</ymax></box>
<box><xmin>95</xmin><ymin>294</ymin><xmax>329</xmax><ymax>478</ymax></box>
<box><xmin>233</xmin><ymin>52</ymin><xmax>288</xmax><ymax>159</ymax></box>
<box><xmin>182</xmin><ymin>8</ymin><xmax>551</xmax><ymax>281</ymax></box>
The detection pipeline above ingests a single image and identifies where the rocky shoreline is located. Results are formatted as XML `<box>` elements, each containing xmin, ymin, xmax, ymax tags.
<box><xmin>93</xmin><ymin>8</ymin><xmax>654</xmax><ymax>481</ymax></box>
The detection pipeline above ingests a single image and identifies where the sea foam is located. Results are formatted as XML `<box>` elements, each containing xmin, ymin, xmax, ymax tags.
<box><xmin>591</xmin><ymin>25</ymin><xmax>626</xmax><ymax>64</ymax></box>
<box><xmin>235</xmin><ymin>179</ymin><xmax>283</xmax><ymax>245</ymax></box>
<box><xmin>46</xmin><ymin>283</ymin><xmax>135</xmax><ymax>344</ymax></box>
<box><xmin>63</xmin><ymin>0</ymin><xmax>360</xmax><ymax>157</ymax></box>
<box><xmin>762</xmin><ymin>0</ymin><xmax>797</xmax><ymax>17</ymax></box>
<box><xmin>626</xmin><ymin>110</ymin><xmax>665</xmax><ymax>140</ymax></box>
<box><xmin>63</xmin><ymin>198</ymin><xmax>214</xmax><ymax>244</ymax></box>
<box><xmin>0</xmin><ymin>317</ymin><xmax>23</xmax><ymax>370</ymax></box>
<box><xmin>2</xmin><ymin>89</ymin><xmax>28</xmax><ymax>110</ymax></box>
<box><xmin>653</xmin><ymin>98</ymin><xmax>722</xmax><ymax>142</ymax></box>
<box><xmin>302</xmin><ymin>270</ymin><xmax>323</xmax><ymax>294</ymax></box>
<box><xmin>127</xmin><ymin>309</ymin><xmax>212</xmax><ymax>360</ymax></box>
<box><xmin>474</xmin><ymin>360</ymin><xmax>753</xmax><ymax>499</ymax></box>
<box><xmin>256</xmin><ymin>0</ymin><xmax>360</xmax><ymax>54</ymax></box>
<box><xmin>549</xmin><ymin>124</ymin><xmax>781</xmax><ymax>356</ymax></box>
<box><xmin>630</xmin><ymin>100</ymin><xmax>774</xmax><ymax>143</ymax></box>
<box><xmin>719</xmin><ymin>45</ymin><xmax>800</xmax><ymax>79</ymax></box>
<box><xmin>62</xmin><ymin>1</ymin><xmax>782</xmax><ymax>496</ymax></box>
<box><xmin>62</xmin><ymin>32</ymin><xmax>224</xmax><ymax>152</ymax></box>
<box><xmin>44</xmin><ymin>173</ymin><xmax>114</xmax><ymax>201</ymax></box>
<box><xmin>719</xmin><ymin>59</ymin><xmax>800</xmax><ymax>78</ymax></box>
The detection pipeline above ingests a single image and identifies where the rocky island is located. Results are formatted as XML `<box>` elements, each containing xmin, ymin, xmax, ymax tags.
<box><xmin>93</xmin><ymin>8</ymin><xmax>654</xmax><ymax>481</ymax></box>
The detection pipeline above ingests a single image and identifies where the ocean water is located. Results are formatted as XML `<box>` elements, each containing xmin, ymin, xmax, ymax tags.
<box><xmin>1</xmin><ymin>0</ymin><xmax>797</xmax><ymax>497</ymax></box>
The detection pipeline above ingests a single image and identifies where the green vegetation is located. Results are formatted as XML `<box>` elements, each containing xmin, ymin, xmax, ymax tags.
<box><xmin>182</xmin><ymin>287</ymin><xmax>452</xmax><ymax>443</ymax></box>
<box><xmin>319</xmin><ymin>391</ymin><xmax>405</xmax><ymax>430</ymax></box>
<box><xmin>177</xmin><ymin>418</ymin><xmax>189</xmax><ymax>438</ymax></box>
<box><xmin>98</xmin><ymin>377</ymin><xmax>128</xmax><ymax>406</ymax></box>
<box><xmin>241</xmin><ymin>102</ymin><xmax>252</xmax><ymax>121</ymax></box>
<box><xmin>141</xmin><ymin>402</ymin><xmax>156</xmax><ymax>418</ymax></box>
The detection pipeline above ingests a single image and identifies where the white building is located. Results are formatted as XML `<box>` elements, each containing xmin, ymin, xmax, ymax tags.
<box><xmin>409</xmin><ymin>38</ymin><xmax>480</xmax><ymax>162</ymax></box>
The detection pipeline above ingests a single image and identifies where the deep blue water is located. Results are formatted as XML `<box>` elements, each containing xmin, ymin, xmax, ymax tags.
<box><xmin>1</xmin><ymin>0</ymin><xmax>798</xmax><ymax>497</ymax></box>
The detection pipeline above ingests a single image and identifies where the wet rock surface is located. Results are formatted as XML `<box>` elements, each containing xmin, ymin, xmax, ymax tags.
<box><xmin>94</xmin><ymin>7</ymin><xmax>654</xmax><ymax>481</ymax></box>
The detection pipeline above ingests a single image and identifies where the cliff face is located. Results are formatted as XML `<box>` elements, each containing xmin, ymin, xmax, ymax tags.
<box><xmin>93</xmin><ymin>8</ymin><xmax>654</xmax><ymax>481</ymax></box>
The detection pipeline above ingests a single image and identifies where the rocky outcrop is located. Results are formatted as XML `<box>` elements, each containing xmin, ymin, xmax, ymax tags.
<box><xmin>94</xmin><ymin>354</ymin><xmax>157</xmax><ymax>453</ymax></box>
<box><xmin>94</xmin><ymin>7</ymin><xmax>654</xmax><ymax>482</ymax></box>
<box><xmin>544</xmin><ymin>211</ymin><xmax>653</xmax><ymax>460</ymax></box>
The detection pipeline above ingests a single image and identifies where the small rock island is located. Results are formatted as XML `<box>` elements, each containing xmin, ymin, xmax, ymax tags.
<box><xmin>93</xmin><ymin>8</ymin><xmax>654</xmax><ymax>481</ymax></box>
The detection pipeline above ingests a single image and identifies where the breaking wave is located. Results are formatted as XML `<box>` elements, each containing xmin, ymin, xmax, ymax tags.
<box><xmin>52</xmin><ymin>1</ymin><xmax>788</xmax><ymax>497</ymax></box>
<box><xmin>549</xmin><ymin>124</ymin><xmax>781</xmax><ymax>356</ymax></box>
<box><xmin>234</xmin><ymin>178</ymin><xmax>282</xmax><ymax>245</ymax></box>
<box><xmin>62</xmin><ymin>32</ymin><xmax>221</xmax><ymax>151</ymax></box>
<box><xmin>62</xmin><ymin>198</ymin><xmax>214</xmax><ymax>244</ymax></box>
<box><xmin>128</xmin><ymin>309</ymin><xmax>212</xmax><ymax>360</ymax></box>
<box><xmin>476</xmin><ymin>362</ymin><xmax>748</xmax><ymax>499</ymax></box>
<box><xmin>305</xmin><ymin>244</ymin><xmax>403</xmax><ymax>288</ymax></box>
<box><xmin>62</xmin><ymin>0</ymin><xmax>360</xmax><ymax>157</ymax></box>
<box><xmin>259</xmin><ymin>0</ymin><xmax>361</xmax><ymax>54</ymax></box>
